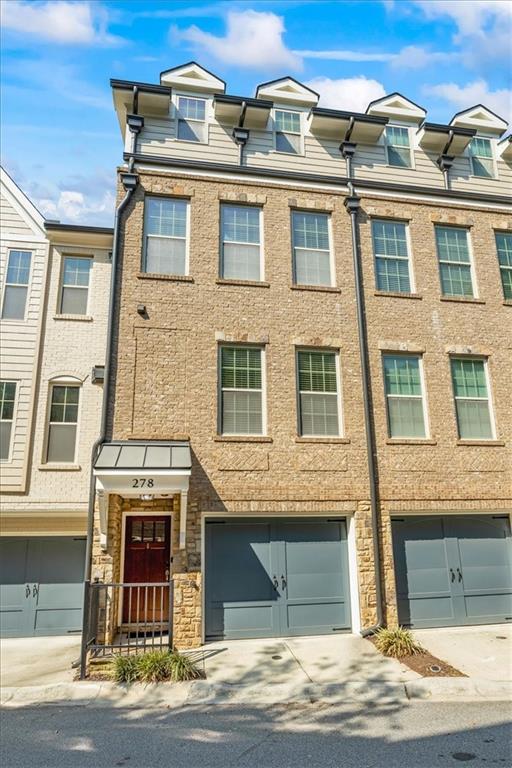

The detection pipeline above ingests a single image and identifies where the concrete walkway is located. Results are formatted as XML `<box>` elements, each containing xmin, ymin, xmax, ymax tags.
<box><xmin>413</xmin><ymin>624</ymin><xmax>512</xmax><ymax>681</ymax></box>
<box><xmin>0</xmin><ymin>636</ymin><xmax>81</xmax><ymax>688</ymax></box>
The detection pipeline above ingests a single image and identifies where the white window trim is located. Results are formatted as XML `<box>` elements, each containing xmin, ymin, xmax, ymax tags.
<box><xmin>174</xmin><ymin>93</ymin><xmax>209</xmax><ymax>145</ymax></box>
<box><xmin>435</xmin><ymin>226</ymin><xmax>478</xmax><ymax>299</ymax></box>
<box><xmin>1</xmin><ymin>248</ymin><xmax>33</xmax><ymax>323</ymax></box>
<box><xmin>0</xmin><ymin>379</ymin><xmax>19</xmax><ymax>463</ymax></box>
<box><xmin>383</xmin><ymin>124</ymin><xmax>415</xmax><ymax>170</ymax></box>
<box><xmin>295</xmin><ymin>347</ymin><xmax>343</xmax><ymax>438</ymax></box>
<box><xmin>291</xmin><ymin>209</ymin><xmax>335</xmax><ymax>287</ymax></box>
<box><xmin>272</xmin><ymin>107</ymin><xmax>305</xmax><ymax>156</ymax></box>
<box><xmin>44</xmin><ymin>380</ymin><xmax>82</xmax><ymax>465</ymax></box>
<box><xmin>450</xmin><ymin>356</ymin><xmax>496</xmax><ymax>441</ymax></box>
<box><xmin>382</xmin><ymin>353</ymin><xmax>429</xmax><ymax>439</ymax></box>
<box><xmin>58</xmin><ymin>254</ymin><xmax>93</xmax><ymax>316</ymax></box>
<box><xmin>220</xmin><ymin>204</ymin><xmax>264</xmax><ymax>281</ymax></box>
<box><xmin>218</xmin><ymin>344</ymin><xmax>267</xmax><ymax>437</ymax></box>
<box><xmin>371</xmin><ymin>218</ymin><xmax>415</xmax><ymax>294</ymax></box>
<box><xmin>495</xmin><ymin>230</ymin><xmax>512</xmax><ymax>299</ymax></box>
<box><xmin>466</xmin><ymin>135</ymin><xmax>498</xmax><ymax>180</ymax></box>
<box><xmin>142</xmin><ymin>196</ymin><xmax>191</xmax><ymax>277</ymax></box>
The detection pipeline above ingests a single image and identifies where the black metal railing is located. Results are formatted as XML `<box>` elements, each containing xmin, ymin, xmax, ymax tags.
<box><xmin>82</xmin><ymin>579</ymin><xmax>173</xmax><ymax>665</ymax></box>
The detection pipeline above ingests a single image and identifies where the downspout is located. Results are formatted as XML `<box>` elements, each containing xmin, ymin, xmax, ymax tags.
<box><xmin>437</xmin><ymin>129</ymin><xmax>455</xmax><ymax>190</ymax></box>
<box><xmin>79</xmin><ymin>109</ymin><xmax>141</xmax><ymax>678</ymax></box>
<box><xmin>232</xmin><ymin>101</ymin><xmax>250</xmax><ymax>166</ymax></box>
<box><xmin>343</xmin><ymin>155</ymin><xmax>384</xmax><ymax>635</ymax></box>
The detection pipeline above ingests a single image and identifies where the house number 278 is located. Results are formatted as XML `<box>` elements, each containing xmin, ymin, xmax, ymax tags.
<box><xmin>132</xmin><ymin>478</ymin><xmax>154</xmax><ymax>488</ymax></box>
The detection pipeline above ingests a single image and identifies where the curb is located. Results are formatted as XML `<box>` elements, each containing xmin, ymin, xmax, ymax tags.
<box><xmin>1</xmin><ymin>678</ymin><xmax>510</xmax><ymax>709</ymax></box>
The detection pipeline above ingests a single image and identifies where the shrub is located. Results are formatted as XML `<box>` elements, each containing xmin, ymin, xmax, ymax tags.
<box><xmin>374</xmin><ymin>626</ymin><xmax>425</xmax><ymax>658</ymax></box>
<box><xmin>109</xmin><ymin>649</ymin><xmax>202</xmax><ymax>683</ymax></box>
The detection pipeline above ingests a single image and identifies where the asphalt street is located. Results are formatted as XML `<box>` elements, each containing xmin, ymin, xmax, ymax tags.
<box><xmin>1</xmin><ymin>700</ymin><xmax>511</xmax><ymax>768</ymax></box>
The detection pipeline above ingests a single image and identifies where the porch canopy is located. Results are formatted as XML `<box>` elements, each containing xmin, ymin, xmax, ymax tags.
<box><xmin>93</xmin><ymin>441</ymin><xmax>192</xmax><ymax>550</ymax></box>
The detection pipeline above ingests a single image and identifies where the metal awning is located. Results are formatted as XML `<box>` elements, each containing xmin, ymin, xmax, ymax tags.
<box><xmin>309</xmin><ymin>108</ymin><xmax>388</xmax><ymax>144</ymax></box>
<box><xmin>417</xmin><ymin>122</ymin><xmax>476</xmax><ymax>155</ymax></box>
<box><xmin>93</xmin><ymin>441</ymin><xmax>192</xmax><ymax>550</ymax></box>
<box><xmin>214</xmin><ymin>94</ymin><xmax>273</xmax><ymax>129</ymax></box>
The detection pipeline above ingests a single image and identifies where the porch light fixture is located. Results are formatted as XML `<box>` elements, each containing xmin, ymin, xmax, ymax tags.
<box><xmin>140</xmin><ymin>494</ymin><xmax>154</xmax><ymax>501</ymax></box>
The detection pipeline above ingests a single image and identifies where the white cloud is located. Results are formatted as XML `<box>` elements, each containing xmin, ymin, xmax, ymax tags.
<box><xmin>0</xmin><ymin>1</ymin><xmax>123</xmax><ymax>45</ymax></box>
<box><xmin>175</xmin><ymin>9</ymin><xmax>302</xmax><ymax>70</ymax></box>
<box><xmin>424</xmin><ymin>79</ymin><xmax>512</xmax><ymax>123</ymax></box>
<box><xmin>305</xmin><ymin>76</ymin><xmax>387</xmax><ymax>112</ymax></box>
<box><xmin>38</xmin><ymin>189</ymin><xmax>115</xmax><ymax>225</ymax></box>
<box><xmin>390</xmin><ymin>45</ymin><xmax>457</xmax><ymax>70</ymax></box>
<box><xmin>294</xmin><ymin>49</ymin><xmax>394</xmax><ymax>63</ymax></box>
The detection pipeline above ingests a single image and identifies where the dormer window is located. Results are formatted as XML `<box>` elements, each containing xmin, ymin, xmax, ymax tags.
<box><xmin>385</xmin><ymin>126</ymin><xmax>412</xmax><ymax>168</ymax></box>
<box><xmin>468</xmin><ymin>137</ymin><xmax>494</xmax><ymax>178</ymax></box>
<box><xmin>274</xmin><ymin>109</ymin><xmax>301</xmax><ymax>154</ymax></box>
<box><xmin>177</xmin><ymin>96</ymin><xmax>207</xmax><ymax>143</ymax></box>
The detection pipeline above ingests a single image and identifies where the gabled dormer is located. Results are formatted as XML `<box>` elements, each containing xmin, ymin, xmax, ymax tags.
<box><xmin>449</xmin><ymin>104</ymin><xmax>507</xmax><ymax>135</ymax></box>
<box><xmin>255</xmin><ymin>78</ymin><xmax>319</xmax><ymax>157</ymax></box>
<box><xmin>367</xmin><ymin>93</ymin><xmax>426</xmax><ymax>169</ymax></box>
<box><xmin>450</xmin><ymin>105</ymin><xmax>507</xmax><ymax>179</ymax></box>
<box><xmin>160</xmin><ymin>61</ymin><xmax>226</xmax><ymax>94</ymax></box>
<box><xmin>255</xmin><ymin>77</ymin><xmax>319</xmax><ymax>107</ymax></box>
<box><xmin>366</xmin><ymin>93</ymin><xmax>426</xmax><ymax>124</ymax></box>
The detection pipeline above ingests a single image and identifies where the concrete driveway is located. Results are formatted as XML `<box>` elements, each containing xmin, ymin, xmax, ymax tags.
<box><xmin>412</xmin><ymin>624</ymin><xmax>512</xmax><ymax>680</ymax></box>
<box><xmin>0</xmin><ymin>636</ymin><xmax>81</xmax><ymax>688</ymax></box>
<box><xmin>190</xmin><ymin>634</ymin><xmax>419</xmax><ymax>685</ymax></box>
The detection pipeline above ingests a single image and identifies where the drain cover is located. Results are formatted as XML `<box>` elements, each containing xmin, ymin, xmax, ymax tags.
<box><xmin>428</xmin><ymin>664</ymin><xmax>441</xmax><ymax>673</ymax></box>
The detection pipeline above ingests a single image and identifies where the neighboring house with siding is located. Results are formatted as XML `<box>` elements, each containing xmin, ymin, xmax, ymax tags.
<box><xmin>0</xmin><ymin>166</ymin><xmax>113</xmax><ymax>638</ymax></box>
<box><xmin>86</xmin><ymin>62</ymin><xmax>512</xmax><ymax>655</ymax></box>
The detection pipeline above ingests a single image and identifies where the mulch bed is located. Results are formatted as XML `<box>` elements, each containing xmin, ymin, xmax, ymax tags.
<box><xmin>368</xmin><ymin>637</ymin><xmax>465</xmax><ymax>677</ymax></box>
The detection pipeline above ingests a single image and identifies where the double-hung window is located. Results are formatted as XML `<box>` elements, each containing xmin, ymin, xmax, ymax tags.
<box><xmin>220</xmin><ymin>347</ymin><xmax>264</xmax><ymax>435</ymax></box>
<box><xmin>372</xmin><ymin>220</ymin><xmax>412</xmax><ymax>293</ymax></box>
<box><xmin>292</xmin><ymin>211</ymin><xmax>332</xmax><ymax>286</ymax></box>
<box><xmin>60</xmin><ymin>256</ymin><xmax>91</xmax><ymax>315</ymax></box>
<box><xmin>0</xmin><ymin>381</ymin><xmax>16</xmax><ymax>461</ymax></box>
<box><xmin>46</xmin><ymin>385</ymin><xmax>80</xmax><ymax>463</ymax></box>
<box><xmin>495</xmin><ymin>232</ymin><xmax>512</xmax><ymax>300</ymax></box>
<box><xmin>2</xmin><ymin>250</ymin><xmax>31</xmax><ymax>320</ymax></box>
<box><xmin>177</xmin><ymin>96</ymin><xmax>207</xmax><ymax>143</ymax></box>
<box><xmin>297</xmin><ymin>350</ymin><xmax>340</xmax><ymax>437</ymax></box>
<box><xmin>385</xmin><ymin>126</ymin><xmax>412</xmax><ymax>168</ymax></box>
<box><xmin>143</xmin><ymin>197</ymin><xmax>188</xmax><ymax>275</ymax></box>
<box><xmin>450</xmin><ymin>358</ymin><xmax>494</xmax><ymax>440</ymax></box>
<box><xmin>220</xmin><ymin>205</ymin><xmax>262</xmax><ymax>281</ymax></box>
<box><xmin>435</xmin><ymin>226</ymin><xmax>475</xmax><ymax>297</ymax></box>
<box><xmin>383</xmin><ymin>355</ymin><xmax>427</xmax><ymax>438</ymax></box>
<box><xmin>275</xmin><ymin>109</ymin><xmax>301</xmax><ymax>154</ymax></box>
<box><xmin>468</xmin><ymin>137</ymin><xmax>494</xmax><ymax>178</ymax></box>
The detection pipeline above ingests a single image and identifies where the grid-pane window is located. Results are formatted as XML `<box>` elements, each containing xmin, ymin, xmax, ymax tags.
<box><xmin>496</xmin><ymin>232</ymin><xmax>512</xmax><ymax>300</ymax></box>
<box><xmin>450</xmin><ymin>359</ymin><xmax>493</xmax><ymax>440</ymax></box>
<box><xmin>297</xmin><ymin>350</ymin><xmax>340</xmax><ymax>436</ymax></box>
<box><xmin>372</xmin><ymin>220</ymin><xmax>411</xmax><ymax>293</ymax></box>
<box><xmin>469</xmin><ymin>137</ymin><xmax>494</xmax><ymax>178</ymax></box>
<box><xmin>2</xmin><ymin>250</ymin><xmax>31</xmax><ymax>320</ymax></box>
<box><xmin>220</xmin><ymin>347</ymin><xmax>263</xmax><ymax>435</ymax></box>
<box><xmin>144</xmin><ymin>197</ymin><xmax>188</xmax><ymax>275</ymax></box>
<box><xmin>60</xmin><ymin>257</ymin><xmax>91</xmax><ymax>314</ymax></box>
<box><xmin>220</xmin><ymin>205</ymin><xmax>262</xmax><ymax>281</ymax></box>
<box><xmin>47</xmin><ymin>385</ymin><xmax>79</xmax><ymax>462</ymax></box>
<box><xmin>383</xmin><ymin>355</ymin><xmax>426</xmax><ymax>438</ymax></box>
<box><xmin>275</xmin><ymin>110</ymin><xmax>301</xmax><ymax>154</ymax></box>
<box><xmin>0</xmin><ymin>381</ymin><xmax>16</xmax><ymax>461</ymax></box>
<box><xmin>386</xmin><ymin>126</ymin><xmax>411</xmax><ymax>168</ymax></box>
<box><xmin>177</xmin><ymin>96</ymin><xmax>206</xmax><ymax>142</ymax></box>
<box><xmin>435</xmin><ymin>226</ymin><xmax>474</xmax><ymax>297</ymax></box>
<box><xmin>292</xmin><ymin>211</ymin><xmax>332</xmax><ymax>286</ymax></box>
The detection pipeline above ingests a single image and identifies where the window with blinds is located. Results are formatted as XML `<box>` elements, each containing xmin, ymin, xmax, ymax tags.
<box><xmin>220</xmin><ymin>347</ymin><xmax>264</xmax><ymax>435</ymax></box>
<box><xmin>177</xmin><ymin>96</ymin><xmax>207</xmax><ymax>143</ymax></box>
<box><xmin>435</xmin><ymin>226</ymin><xmax>475</xmax><ymax>297</ymax></box>
<box><xmin>220</xmin><ymin>205</ymin><xmax>262</xmax><ymax>281</ymax></box>
<box><xmin>1</xmin><ymin>250</ymin><xmax>31</xmax><ymax>320</ymax></box>
<box><xmin>0</xmin><ymin>381</ymin><xmax>16</xmax><ymax>461</ymax></box>
<box><xmin>450</xmin><ymin>358</ymin><xmax>494</xmax><ymax>440</ymax></box>
<box><xmin>292</xmin><ymin>211</ymin><xmax>332</xmax><ymax>286</ymax></box>
<box><xmin>385</xmin><ymin>126</ymin><xmax>412</xmax><ymax>168</ymax></box>
<box><xmin>468</xmin><ymin>137</ymin><xmax>494</xmax><ymax>178</ymax></box>
<box><xmin>495</xmin><ymin>232</ymin><xmax>512</xmax><ymax>300</ymax></box>
<box><xmin>297</xmin><ymin>350</ymin><xmax>340</xmax><ymax>436</ymax></box>
<box><xmin>143</xmin><ymin>197</ymin><xmax>188</xmax><ymax>275</ymax></box>
<box><xmin>275</xmin><ymin>109</ymin><xmax>301</xmax><ymax>154</ymax></box>
<box><xmin>60</xmin><ymin>256</ymin><xmax>91</xmax><ymax>315</ymax></box>
<box><xmin>46</xmin><ymin>385</ymin><xmax>80</xmax><ymax>463</ymax></box>
<box><xmin>372</xmin><ymin>220</ymin><xmax>412</xmax><ymax>293</ymax></box>
<box><xmin>383</xmin><ymin>355</ymin><xmax>426</xmax><ymax>438</ymax></box>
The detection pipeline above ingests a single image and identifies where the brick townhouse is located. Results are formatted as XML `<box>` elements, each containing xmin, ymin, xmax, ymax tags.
<box><xmin>0</xmin><ymin>167</ymin><xmax>113</xmax><ymax>637</ymax></box>
<box><xmin>88</xmin><ymin>62</ymin><xmax>511</xmax><ymax>651</ymax></box>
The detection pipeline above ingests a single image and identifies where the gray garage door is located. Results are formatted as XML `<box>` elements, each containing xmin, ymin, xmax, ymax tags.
<box><xmin>392</xmin><ymin>515</ymin><xmax>512</xmax><ymax>628</ymax></box>
<box><xmin>0</xmin><ymin>537</ymin><xmax>86</xmax><ymax>638</ymax></box>
<box><xmin>205</xmin><ymin>518</ymin><xmax>351</xmax><ymax>640</ymax></box>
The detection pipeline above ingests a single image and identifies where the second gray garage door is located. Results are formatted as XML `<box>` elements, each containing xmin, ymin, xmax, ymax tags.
<box><xmin>205</xmin><ymin>518</ymin><xmax>351</xmax><ymax>640</ymax></box>
<box><xmin>392</xmin><ymin>515</ymin><xmax>512</xmax><ymax>628</ymax></box>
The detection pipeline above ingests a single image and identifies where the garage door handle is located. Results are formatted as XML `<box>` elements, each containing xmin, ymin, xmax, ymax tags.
<box><xmin>25</xmin><ymin>584</ymin><xmax>31</xmax><ymax>598</ymax></box>
<box><xmin>450</xmin><ymin>568</ymin><xmax>455</xmax><ymax>582</ymax></box>
<box><xmin>32</xmin><ymin>584</ymin><xmax>39</xmax><ymax>598</ymax></box>
<box><xmin>272</xmin><ymin>575</ymin><xmax>279</xmax><ymax>590</ymax></box>
<box><xmin>457</xmin><ymin>568</ymin><xmax>463</xmax><ymax>583</ymax></box>
<box><xmin>281</xmin><ymin>575</ymin><xmax>287</xmax><ymax>590</ymax></box>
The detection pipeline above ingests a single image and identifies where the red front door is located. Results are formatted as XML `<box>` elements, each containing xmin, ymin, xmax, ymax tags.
<box><xmin>123</xmin><ymin>516</ymin><xmax>171</xmax><ymax>624</ymax></box>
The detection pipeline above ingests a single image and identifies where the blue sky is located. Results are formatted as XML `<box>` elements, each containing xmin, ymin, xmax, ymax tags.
<box><xmin>1</xmin><ymin>0</ymin><xmax>510</xmax><ymax>225</ymax></box>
